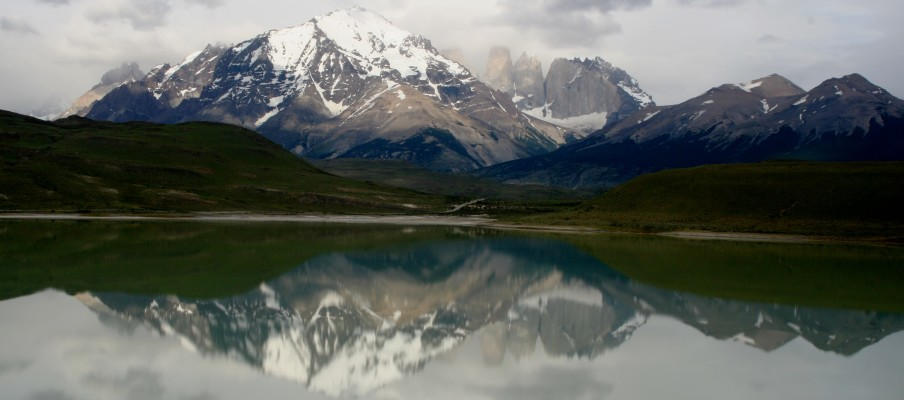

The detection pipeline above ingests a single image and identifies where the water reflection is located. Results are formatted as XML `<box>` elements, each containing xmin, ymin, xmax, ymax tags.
<box><xmin>57</xmin><ymin>237</ymin><xmax>904</xmax><ymax>398</ymax></box>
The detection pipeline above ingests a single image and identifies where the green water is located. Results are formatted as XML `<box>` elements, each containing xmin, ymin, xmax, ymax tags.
<box><xmin>1</xmin><ymin>220</ymin><xmax>903</xmax><ymax>399</ymax></box>
<box><xmin>2</xmin><ymin>219</ymin><xmax>902</xmax><ymax>311</ymax></box>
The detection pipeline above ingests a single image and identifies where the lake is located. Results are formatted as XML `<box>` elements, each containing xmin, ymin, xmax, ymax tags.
<box><xmin>1</xmin><ymin>220</ymin><xmax>903</xmax><ymax>399</ymax></box>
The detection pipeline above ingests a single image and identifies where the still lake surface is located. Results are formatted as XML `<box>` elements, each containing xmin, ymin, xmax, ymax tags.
<box><xmin>1</xmin><ymin>220</ymin><xmax>903</xmax><ymax>399</ymax></box>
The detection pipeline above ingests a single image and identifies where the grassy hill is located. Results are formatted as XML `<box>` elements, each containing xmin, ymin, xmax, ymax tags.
<box><xmin>0</xmin><ymin>110</ymin><xmax>445</xmax><ymax>213</ymax></box>
<box><xmin>515</xmin><ymin>161</ymin><xmax>904</xmax><ymax>237</ymax></box>
<box><xmin>311</xmin><ymin>158</ymin><xmax>591</xmax><ymax>201</ymax></box>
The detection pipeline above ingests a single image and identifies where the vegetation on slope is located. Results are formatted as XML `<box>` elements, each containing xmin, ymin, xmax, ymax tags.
<box><xmin>0</xmin><ymin>110</ymin><xmax>445</xmax><ymax>213</ymax></box>
<box><xmin>514</xmin><ymin>161</ymin><xmax>904</xmax><ymax>237</ymax></box>
<box><xmin>311</xmin><ymin>157</ymin><xmax>591</xmax><ymax>201</ymax></box>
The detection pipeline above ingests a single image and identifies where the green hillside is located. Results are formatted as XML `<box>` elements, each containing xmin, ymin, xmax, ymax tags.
<box><xmin>311</xmin><ymin>158</ymin><xmax>591</xmax><ymax>201</ymax></box>
<box><xmin>517</xmin><ymin>161</ymin><xmax>904</xmax><ymax>237</ymax></box>
<box><xmin>0</xmin><ymin>111</ymin><xmax>444</xmax><ymax>213</ymax></box>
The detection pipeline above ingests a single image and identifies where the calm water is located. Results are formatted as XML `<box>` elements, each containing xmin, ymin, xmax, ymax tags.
<box><xmin>1</xmin><ymin>221</ymin><xmax>903</xmax><ymax>399</ymax></box>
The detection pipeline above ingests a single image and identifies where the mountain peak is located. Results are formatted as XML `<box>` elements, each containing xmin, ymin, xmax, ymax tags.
<box><xmin>316</xmin><ymin>6</ymin><xmax>397</xmax><ymax>30</ymax></box>
<box><xmin>808</xmin><ymin>73</ymin><xmax>899</xmax><ymax>103</ymax></box>
<box><xmin>735</xmin><ymin>73</ymin><xmax>805</xmax><ymax>98</ymax></box>
<box><xmin>832</xmin><ymin>73</ymin><xmax>880</xmax><ymax>90</ymax></box>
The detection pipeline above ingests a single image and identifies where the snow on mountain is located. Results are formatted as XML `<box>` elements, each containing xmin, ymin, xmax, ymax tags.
<box><xmin>482</xmin><ymin>50</ymin><xmax>654</xmax><ymax>137</ymax></box>
<box><xmin>84</xmin><ymin>7</ymin><xmax>564</xmax><ymax>171</ymax></box>
<box><xmin>480</xmin><ymin>73</ymin><xmax>904</xmax><ymax>189</ymax></box>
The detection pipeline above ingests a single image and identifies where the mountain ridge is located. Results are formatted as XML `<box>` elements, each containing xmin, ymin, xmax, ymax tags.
<box><xmin>82</xmin><ymin>7</ymin><xmax>569</xmax><ymax>172</ymax></box>
<box><xmin>479</xmin><ymin>72</ymin><xmax>904</xmax><ymax>188</ymax></box>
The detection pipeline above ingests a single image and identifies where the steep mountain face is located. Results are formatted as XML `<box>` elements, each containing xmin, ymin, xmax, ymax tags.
<box><xmin>484</xmin><ymin>46</ymin><xmax>514</xmax><ymax>94</ymax></box>
<box><xmin>526</xmin><ymin>57</ymin><xmax>654</xmax><ymax>133</ymax></box>
<box><xmin>480</xmin><ymin>73</ymin><xmax>904</xmax><ymax>188</ymax></box>
<box><xmin>512</xmin><ymin>53</ymin><xmax>544</xmax><ymax>109</ymax></box>
<box><xmin>84</xmin><ymin>8</ymin><xmax>567</xmax><ymax>171</ymax></box>
<box><xmin>480</xmin><ymin>48</ymin><xmax>654</xmax><ymax>136</ymax></box>
<box><xmin>60</xmin><ymin>62</ymin><xmax>145</xmax><ymax>117</ymax></box>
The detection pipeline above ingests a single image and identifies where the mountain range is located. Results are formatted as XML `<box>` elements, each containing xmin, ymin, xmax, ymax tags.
<box><xmin>481</xmin><ymin>73</ymin><xmax>904</xmax><ymax>188</ymax></box>
<box><xmin>60</xmin><ymin>7</ymin><xmax>904</xmax><ymax>185</ymax></box>
<box><xmin>81</xmin><ymin>7</ymin><xmax>569</xmax><ymax>172</ymax></box>
<box><xmin>483</xmin><ymin>47</ymin><xmax>654</xmax><ymax>135</ymax></box>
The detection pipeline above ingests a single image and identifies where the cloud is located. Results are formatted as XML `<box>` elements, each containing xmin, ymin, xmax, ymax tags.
<box><xmin>539</xmin><ymin>0</ymin><xmax>652</xmax><ymax>13</ymax></box>
<box><xmin>82</xmin><ymin>367</ymin><xmax>165</xmax><ymax>400</ymax></box>
<box><xmin>28</xmin><ymin>390</ymin><xmax>77</xmax><ymax>400</ymax></box>
<box><xmin>86</xmin><ymin>0</ymin><xmax>172</xmax><ymax>30</ymax></box>
<box><xmin>757</xmin><ymin>34</ymin><xmax>782</xmax><ymax>44</ymax></box>
<box><xmin>677</xmin><ymin>0</ymin><xmax>747</xmax><ymax>6</ymax></box>
<box><xmin>36</xmin><ymin>0</ymin><xmax>71</xmax><ymax>5</ymax></box>
<box><xmin>184</xmin><ymin>0</ymin><xmax>225</xmax><ymax>8</ymax></box>
<box><xmin>494</xmin><ymin>0</ymin><xmax>651</xmax><ymax>46</ymax></box>
<box><xmin>0</xmin><ymin>17</ymin><xmax>39</xmax><ymax>35</ymax></box>
<box><xmin>180</xmin><ymin>393</ymin><xmax>217</xmax><ymax>400</ymax></box>
<box><xmin>0</xmin><ymin>359</ymin><xmax>31</xmax><ymax>375</ymax></box>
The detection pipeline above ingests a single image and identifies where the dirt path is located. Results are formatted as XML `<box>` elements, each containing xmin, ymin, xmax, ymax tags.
<box><xmin>444</xmin><ymin>198</ymin><xmax>486</xmax><ymax>213</ymax></box>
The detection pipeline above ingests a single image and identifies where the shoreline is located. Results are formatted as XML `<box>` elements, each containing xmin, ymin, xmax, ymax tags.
<box><xmin>0</xmin><ymin>212</ymin><xmax>891</xmax><ymax>245</ymax></box>
<box><xmin>0</xmin><ymin>212</ymin><xmax>494</xmax><ymax>227</ymax></box>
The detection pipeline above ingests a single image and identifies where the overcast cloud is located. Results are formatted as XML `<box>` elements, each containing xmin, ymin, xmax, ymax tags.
<box><xmin>1</xmin><ymin>0</ymin><xmax>902</xmax><ymax>115</ymax></box>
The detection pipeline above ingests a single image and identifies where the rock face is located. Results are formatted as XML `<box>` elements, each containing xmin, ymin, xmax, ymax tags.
<box><xmin>480</xmin><ymin>73</ymin><xmax>904</xmax><ymax>188</ymax></box>
<box><xmin>480</xmin><ymin>48</ymin><xmax>654</xmax><ymax>136</ymax></box>
<box><xmin>484</xmin><ymin>46</ymin><xmax>514</xmax><ymax>94</ymax></box>
<box><xmin>512</xmin><ymin>53</ymin><xmax>544</xmax><ymax>109</ymax></box>
<box><xmin>84</xmin><ymin>8</ymin><xmax>568</xmax><ymax>171</ymax></box>
<box><xmin>61</xmin><ymin>62</ymin><xmax>145</xmax><ymax>117</ymax></box>
<box><xmin>526</xmin><ymin>57</ymin><xmax>654</xmax><ymax>133</ymax></box>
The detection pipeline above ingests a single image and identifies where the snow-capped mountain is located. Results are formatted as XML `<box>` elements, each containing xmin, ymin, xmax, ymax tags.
<box><xmin>482</xmin><ymin>48</ymin><xmax>654</xmax><ymax>136</ymax></box>
<box><xmin>82</xmin><ymin>7</ymin><xmax>567</xmax><ymax>171</ymax></box>
<box><xmin>60</xmin><ymin>62</ymin><xmax>145</xmax><ymax>118</ymax></box>
<box><xmin>75</xmin><ymin>238</ymin><xmax>903</xmax><ymax>397</ymax></box>
<box><xmin>481</xmin><ymin>73</ymin><xmax>904</xmax><ymax>188</ymax></box>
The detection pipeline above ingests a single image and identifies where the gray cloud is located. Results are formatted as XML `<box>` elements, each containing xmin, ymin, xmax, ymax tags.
<box><xmin>0</xmin><ymin>359</ymin><xmax>31</xmax><ymax>375</ymax></box>
<box><xmin>495</xmin><ymin>0</ymin><xmax>651</xmax><ymax>46</ymax></box>
<box><xmin>36</xmin><ymin>0</ymin><xmax>71</xmax><ymax>5</ymax></box>
<box><xmin>86</xmin><ymin>0</ymin><xmax>172</xmax><ymax>30</ymax></box>
<box><xmin>539</xmin><ymin>0</ymin><xmax>652</xmax><ymax>13</ymax></box>
<box><xmin>180</xmin><ymin>393</ymin><xmax>217</xmax><ymax>400</ymax></box>
<box><xmin>184</xmin><ymin>0</ymin><xmax>225</xmax><ymax>8</ymax></box>
<box><xmin>677</xmin><ymin>0</ymin><xmax>747</xmax><ymax>6</ymax></box>
<box><xmin>82</xmin><ymin>367</ymin><xmax>165</xmax><ymax>400</ymax></box>
<box><xmin>100</xmin><ymin>61</ymin><xmax>144</xmax><ymax>85</ymax></box>
<box><xmin>0</xmin><ymin>17</ymin><xmax>39</xmax><ymax>35</ymax></box>
<box><xmin>757</xmin><ymin>34</ymin><xmax>781</xmax><ymax>44</ymax></box>
<box><xmin>480</xmin><ymin>367</ymin><xmax>614</xmax><ymax>400</ymax></box>
<box><xmin>28</xmin><ymin>390</ymin><xmax>77</xmax><ymax>400</ymax></box>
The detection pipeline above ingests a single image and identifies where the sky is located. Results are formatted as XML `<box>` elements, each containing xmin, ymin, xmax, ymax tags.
<box><xmin>1</xmin><ymin>0</ymin><xmax>903</xmax><ymax>116</ymax></box>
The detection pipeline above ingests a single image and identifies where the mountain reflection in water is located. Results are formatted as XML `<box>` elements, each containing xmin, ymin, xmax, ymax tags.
<box><xmin>68</xmin><ymin>238</ymin><xmax>904</xmax><ymax>398</ymax></box>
